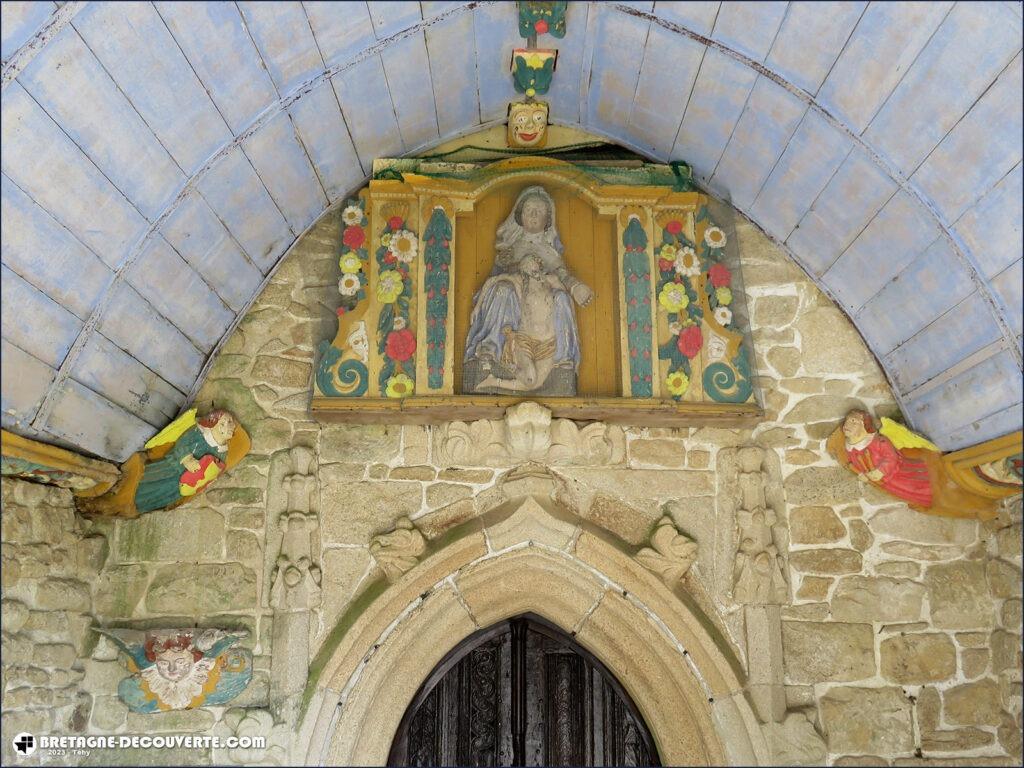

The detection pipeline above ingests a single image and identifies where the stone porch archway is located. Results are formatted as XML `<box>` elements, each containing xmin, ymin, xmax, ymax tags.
<box><xmin>298</xmin><ymin>465</ymin><xmax>768</xmax><ymax>766</ymax></box>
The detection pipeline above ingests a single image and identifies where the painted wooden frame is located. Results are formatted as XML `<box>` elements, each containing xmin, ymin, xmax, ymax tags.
<box><xmin>314</xmin><ymin>157</ymin><xmax>760</xmax><ymax>426</ymax></box>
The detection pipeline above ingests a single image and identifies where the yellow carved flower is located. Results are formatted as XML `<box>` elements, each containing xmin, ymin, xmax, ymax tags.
<box><xmin>376</xmin><ymin>270</ymin><xmax>403</xmax><ymax>304</ymax></box>
<box><xmin>342</xmin><ymin>205</ymin><xmax>363</xmax><ymax>226</ymax></box>
<box><xmin>665</xmin><ymin>370</ymin><xmax>690</xmax><ymax>397</ymax></box>
<box><xmin>525</xmin><ymin>52</ymin><xmax>544</xmax><ymax>69</ymax></box>
<box><xmin>659</xmin><ymin>243</ymin><xmax>679</xmax><ymax>261</ymax></box>
<box><xmin>339</xmin><ymin>252</ymin><xmax>362</xmax><ymax>274</ymax></box>
<box><xmin>704</xmin><ymin>226</ymin><xmax>727</xmax><ymax>249</ymax></box>
<box><xmin>658</xmin><ymin>283</ymin><xmax>689</xmax><ymax>313</ymax></box>
<box><xmin>715</xmin><ymin>286</ymin><xmax>733</xmax><ymax>306</ymax></box>
<box><xmin>389</xmin><ymin>229</ymin><xmax>418</xmax><ymax>263</ymax></box>
<box><xmin>380</xmin><ymin>232</ymin><xmax>392</xmax><ymax>248</ymax></box>
<box><xmin>385</xmin><ymin>373</ymin><xmax>414</xmax><ymax>398</ymax></box>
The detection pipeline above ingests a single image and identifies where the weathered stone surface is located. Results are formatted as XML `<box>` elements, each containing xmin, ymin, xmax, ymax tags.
<box><xmin>580</xmin><ymin>494</ymin><xmax>658</xmax><ymax>546</ymax></box>
<box><xmin>1002</xmin><ymin>599</ymin><xmax>1022</xmax><ymax>629</ymax></box>
<box><xmin>114</xmin><ymin>508</ymin><xmax>224</xmax><ymax>562</ymax></box>
<box><xmin>766</xmin><ymin>346</ymin><xmax>801</xmax><ymax>377</ymax></box>
<box><xmin>832</xmin><ymin>576</ymin><xmax>925</xmax><ymax>622</ymax></box>
<box><xmin>320</xmin><ymin>480</ymin><xmax>422</xmax><ymax>544</ymax></box>
<box><xmin>1</xmin><ymin>599</ymin><xmax>29</xmax><ymax>633</ymax></box>
<box><xmin>870</xmin><ymin>507</ymin><xmax>976</xmax><ymax>545</ymax></box>
<box><xmin>833</xmin><ymin>757</ymin><xmax>888</xmax><ymax>767</ymax></box>
<box><xmin>402</xmin><ymin>425</ymin><xmax>430</xmax><ymax>465</ymax></box>
<box><xmin>782</xmin><ymin>622</ymin><xmax>874</xmax><ymax>683</ymax></box>
<box><xmin>89</xmin><ymin>695</ymin><xmax>128</xmax><ymax>731</ymax></box>
<box><xmin>783</xmin><ymin>395</ymin><xmax>863</xmax><ymax>426</ymax></box>
<box><xmin>879</xmin><ymin>633</ymin><xmax>956</xmax><ymax>683</ymax></box>
<box><xmin>881</xmin><ymin>541</ymin><xmax>961</xmax><ymax>561</ymax></box>
<box><xmin>754</xmin><ymin>295</ymin><xmax>799</xmax><ymax>327</ymax></box>
<box><xmin>35</xmin><ymin>579</ymin><xmax>91</xmax><ymax>610</ymax></box>
<box><xmin>389</xmin><ymin>466</ymin><xmax>436</xmax><ymax>481</ymax></box>
<box><xmin>203</xmin><ymin>486</ymin><xmax>263</xmax><ymax>505</ymax></box>
<box><xmin>317</xmin><ymin>547</ymin><xmax>372</xmax><ymax>652</ymax></box>
<box><xmin>821</xmin><ymin>686</ymin><xmax>914</xmax><ymax>754</ymax></box>
<box><xmin>782</xmin><ymin>603</ymin><xmax>830</xmax><ymax>621</ymax></box>
<box><xmin>788</xmin><ymin>549</ymin><xmax>863</xmax><ymax>575</ymax></box>
<box><xmin>33</xmin><ymin>642</ymin><xmax>77</xmax><ymax>667</ymax></box>
<box><xmin>416</xmin><ymin>499</ymin><xmax>477</xmax><ymax>540</ymax></box>
<box><xmin>319</xmin><ymin>424</ymin><xmax>401</xmax><ymax>463</ymax></box>
<box><xmin>925</xmin><ymin>561</ymin><xmax>995</xmax><ymax>629</ymax></box>
<box><xmin>228</xmin><ymin>507</ymin><xmax>265</xmax><ymax>530</ymax></box>
<box><xmin>961</xmin><ymin>648</ymin><xmax>989</xmax><ymax>678</ymax></box>
<box><xmin>784</xmin><ymin>448</ymin><xmax>819</xmax><ymax>466</ymax></box>
<box><xmin>943</xmin><ymin>679</ymin><xmax>1003</xmax><ymax>726</ymax></box>
<box><xmin>996</xmin><ymin>524</ymin><xmax>1022</xmax><ymax>559</ymax></box>
<box><xmin>426</xmin><ymin>483</ymin><xmax>472</xmax><ymax>509</ymax></box>
<box><xmin>848</xmin><ymin>519</ymin><xmax>873</xmax><ymax>552</ymax></box>
<box><xmin>146</xmin><ymin>563</ymin><xmax>257</xmax><ymax>613</ymax></box>
<box><xmin>251</xmin><ymin>355</ymin><xmax>311</xmax><ymax>389</ymax></box>
<box><xmin>226</xmin><ymin>530</ymin><xmax>261</xmax><ymax>564</ymax></box>
<box><xmin>629</xmin><ymin>439</ymin><xmax>686</xmax><ymax>468</ymax></box>
<box><xmin>991</xmin><ymin>629</ymin><xmax>1021</xmax><ymax>673</ymax></box>
<box><xmin>921</xmin><ymin>728</ymin><xmax>994</xmax><ymax>751</ymax></box>
<box><xmin>437</xmin><ymin>468</ymin><xmax>493</xmax><ymax>484</ymax></box>
<box><xmin>92</xmin><ymin>564</ymin><xmax>149</xmax><ymax>616</ymax></box>
<box><xmin>126</xmin><ymin>708</ymin><xmax>215</xmax><ymax>732</ymax></box>
<box><xmin>687</xmin><ymin>449</ymin><xmax>710</xmax><ymax>469</ymax></box>
<box><xmin>559</xmin><ymin>467</ymin><xmax>714</xmax><ymax>501</ymax></box>
<box><xmin>987</xmin><ymin>558</ymin><xmax>1023</xmax><ymax>598</ymax></box>
<box><xmin>796</xmin><ymin>576</ymin><xmax>832</xmax><ymax>601</ymax></box>
<box><xmin>796</xmin><ymin>306</ymin><xmax>880</xmax><ymax>376</ymax></box>
<box><xmin>998</xmin><ymin>712</ymin><xmax>1023</xmax><ymax>758</ymax></box>
<box><xmin>784</xmin><ymin>467</ymin><xmax>875</xmax><ymax>506</ymax></box>
<box><xmin>875</xmin><ymin>561</ymin><xmax>919</xmax><ymax>579</ymax></box>
<box><xmin>790</xmin><ymin>506</ymin><xmax>846</xmax><ymax>545</ymax></box>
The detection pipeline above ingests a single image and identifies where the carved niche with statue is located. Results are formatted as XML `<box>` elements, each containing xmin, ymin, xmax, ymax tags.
<box><xmin>313</xmin><ymin>156</ymin><xmax>760</xmax><ymax>427</ymax></box>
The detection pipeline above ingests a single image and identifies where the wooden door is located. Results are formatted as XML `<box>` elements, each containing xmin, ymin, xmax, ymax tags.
<box><xmin>389</xmin><ymin>615</ymin><xmax>660</xmax><ymax>767</ymax></box>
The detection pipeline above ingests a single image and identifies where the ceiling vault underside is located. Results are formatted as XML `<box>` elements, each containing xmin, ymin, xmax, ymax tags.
<box><xmin>1</xmin><ymin>1</ymin><xmax>1021</xmax><ymax>461</ymax></box>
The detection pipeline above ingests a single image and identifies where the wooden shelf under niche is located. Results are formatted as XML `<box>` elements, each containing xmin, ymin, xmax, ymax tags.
<box><xmin>311</xmin><ymin>395</ymin><xmax>763</xmax><ymax>427</ymax></box>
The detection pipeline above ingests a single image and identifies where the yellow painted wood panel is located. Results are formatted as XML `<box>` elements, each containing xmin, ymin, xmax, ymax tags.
<box><xmin>452</xmin><ymin>181</ymin><xmax>621</xmax><ymax>396</ymax></box>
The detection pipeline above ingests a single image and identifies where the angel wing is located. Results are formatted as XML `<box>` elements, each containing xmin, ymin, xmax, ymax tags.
<box><xmin>879</xmin><ymin>417</ymin><xmax>939</xmax><ymax>452</ymax></box>
<box><xmin>144</xmin><ymin>408</ymin><xmax>197</xmax><ymax>450</ymax></box>
<box><xmin>92</xmin><ymin>627</ymin><xmax>150</xmax><ymax>671</ymax></box>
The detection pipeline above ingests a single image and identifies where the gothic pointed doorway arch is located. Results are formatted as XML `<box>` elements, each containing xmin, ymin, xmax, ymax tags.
<box><xmin>388</xmin><ymin>614</ymin><xmax>660</xmax><ymax>766</ymax></box>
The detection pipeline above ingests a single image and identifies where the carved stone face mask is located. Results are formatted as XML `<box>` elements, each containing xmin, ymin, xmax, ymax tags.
<box><xmin>508</xmin><ymin>102</ymin><xmax>549</xmax><ymax>148</ymax></box>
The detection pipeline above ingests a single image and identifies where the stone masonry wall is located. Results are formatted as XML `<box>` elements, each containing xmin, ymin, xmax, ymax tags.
<box><xmin>2</xmin><ymin>203</ymin><xmax>1019</xmax><ymax>766</ymax></box>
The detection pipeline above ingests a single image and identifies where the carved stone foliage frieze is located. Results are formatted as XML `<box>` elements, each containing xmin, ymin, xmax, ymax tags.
<box><xmin>636</xmin><ymin>515</ymin><xmax>698</xmax><ymax>587</ymax></box>
<box><xmin>266</xmin><ymin>446</ymin><xmax>321</xmax><ymax>612</ymax></box>
<box><xmin>434</xmin><ymin>402</ymin><xmax>626</xmax><ymax>467</ymax></box>
<box><xmin>369</xmin><ymin>517</ymin><xmax>427</xmax><ymax>583</ymax></box>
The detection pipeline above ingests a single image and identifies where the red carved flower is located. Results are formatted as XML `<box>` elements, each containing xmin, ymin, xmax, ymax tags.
<box><xmin>388</xmin><ymin>216</ymin><xmax>404</xmax><ymax>231</ymax></box>
<box><xmin>342</xmin><ymin>226</ymin><xmax>365</xmax><ymax>249</ymax></box>
<box><xmin>658</xmin><ymin>258</ymin><xmax>674</xmax><ymax>272</ymax></box>
<box><xmin>534</xmin><ymin>19</ymin><xmax>549</xmax><ymax>34</ymax></box>
<box><xmin>385</xmin><ymin>328</ymin><xmax>416</xmax><ymax>361</ymax></box>
<box><xmin>708</xmin><ymin>263</ymin><xmax>732</xmax><ymax>288</ymax></box>
<box><xmin>677</xmin><ymin>325</ymin><xmax>703</xmax><ymax>359</ymax></box>
<box><xmin>666</xmin><ymin>220</ymin><xmax>683</xmax><ymax>235</ymax></box>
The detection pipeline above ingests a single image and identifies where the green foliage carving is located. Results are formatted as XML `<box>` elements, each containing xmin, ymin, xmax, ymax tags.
<box><xmin>423</xmin><ymin>208</ymin><xmax>452</xmax><ymax>390</ymax></box>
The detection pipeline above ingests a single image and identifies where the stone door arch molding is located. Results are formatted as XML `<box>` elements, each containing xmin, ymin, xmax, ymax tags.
<box><xmin>298</xmin><ymin>466</ymin><xmax>768</xmax><ymax>765</ymax></box>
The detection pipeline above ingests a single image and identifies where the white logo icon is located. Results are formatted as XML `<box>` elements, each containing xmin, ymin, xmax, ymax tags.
<box><xmin>13</xmin><ymin>733</ymin><xmax>36</xmax><ymax>756</ymax></box>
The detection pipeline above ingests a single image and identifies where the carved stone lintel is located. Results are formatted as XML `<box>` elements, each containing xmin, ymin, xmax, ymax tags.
<box><xmin>434</xmin><ymin>402</ymin><xmax>626</xmax><ymax>467</ymax></box>
<box><xmin>635</xmin><ymin>515</ymin><xmax>698</xmax><ymax>587</ymax></box>
<box><xmin>370</xmin><ymin>517</ymin><xmax>427</xmax><ymax>583</ymax></box>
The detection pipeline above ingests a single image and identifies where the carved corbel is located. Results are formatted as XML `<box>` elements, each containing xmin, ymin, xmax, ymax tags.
<box><xmin>636</xmin><ymin>515</ymin><xmax>697</xmax><ymax>587</ymax></box>
<box><xmin>369</xmin><ymin>517</ymin><xmax>427</xmax><ymax>583</ymax></box>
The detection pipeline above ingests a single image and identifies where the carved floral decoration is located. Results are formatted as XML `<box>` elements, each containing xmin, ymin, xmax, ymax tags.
<box><xmin>317</xmin><ymin>197</ymin><xmax>370</xmax><ymax>397</ymax></box>
<box><xmin>423</xmin><ymin>206</ymin><xmax>452</xmax><ymax>389</ymax></box>
<box><xmin>517</xmin><ymin>1</ymin><xmax>567</xmax><ymax>38</ymax></box>
<box><xmin>635</xmin><ymin>515</ymin><xmax>698</xmax><ymax>587</ymax></box>
<box><xmin>377</xmin><ymin>210</ymin><xmax>418</xmax><ymax>398</ymax></box>
<box><xmin>434</xmin><ymin>402</ymin><xmax>625</xmax><ymax>467</ymax></box>
<box><xmin>621</xmin><ymin>213</ymin><xmax>653</xmax><ymax>396</ymax></box>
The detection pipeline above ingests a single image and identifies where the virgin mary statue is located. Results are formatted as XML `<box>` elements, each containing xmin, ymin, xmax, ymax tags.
<box><xmin>463</xmin><ymin>186</ymin><xmax>593</xmax><ymax>396</ymax></box>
